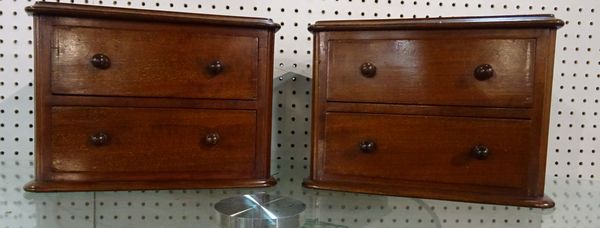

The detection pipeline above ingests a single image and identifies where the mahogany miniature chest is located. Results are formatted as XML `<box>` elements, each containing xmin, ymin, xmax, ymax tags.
<box><xmin>24</xmin><ymin>2</ymin><xmax>279</xmax><ymax>191</ymax></box>
<box><xmin>304</xmin><ymin>15</ymin><xmax>563</xmax><ymax>208</ymax></box>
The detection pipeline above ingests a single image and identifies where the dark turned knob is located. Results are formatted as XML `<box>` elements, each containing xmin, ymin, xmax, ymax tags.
<box><xmin>359</xmin><ymin>140</ymin><xmax>376</xmax><ymax>153</ymax></box>
<box><xmin>205</xmin><ymin>133</ymin><xmax>220</xmax><ymax>145</ymax></box>
<box><xmin>90</xmin><ymin>54</ymin><xmax>111</xmax><ymax>69</ymax></box>
<box><xmin>208</xmin><ymin>60</ymin><xmax>224</xmax><ymax>75</ymax></box>
<box><xmin>360</xmin><ymin>62</ymin><xmax>377</xmax><ymax>77</ymax></box>
<box><xmin>89</xmin><ymin>132</ymin><xmax>109</xmax><ymax>146</ymax></box>
<box><xmin>471</xmin><ymin>144</ymin><xmax>489</xmax><ymax>160</ymax></box>
<box><xmin>474</xmin><ymin>64</ymin><xmax>494</xmax><ymax>81</ymax></box>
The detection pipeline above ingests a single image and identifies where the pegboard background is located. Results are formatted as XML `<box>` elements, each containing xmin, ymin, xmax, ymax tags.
<box><xmin>0</xmin><ymin>0</ymin><xmax>599</xmax><ymax>227</ymax></box>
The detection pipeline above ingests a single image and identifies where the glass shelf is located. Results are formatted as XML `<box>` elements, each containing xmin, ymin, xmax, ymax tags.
<box><xmin>12</xmin><ymin>178</ymin><xmax>598</xmax><ymax>228</ymax></box>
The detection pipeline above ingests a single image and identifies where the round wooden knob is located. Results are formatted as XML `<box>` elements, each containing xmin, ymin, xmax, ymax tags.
<box><xmin>208</xmin><ymin>60</ymin><xmax>224</xmax><ymax>75</ymax></box>
<box><xmin>474</xmin><ymin>64</ymin><xmax>494</xmax><ymax>80</ymax></box>
<box><xmin>205</xmin><ymin>133</ymin><xmax>220</xmax><ymax>145</ymax></box>
<box><xmin>359</xmin><ymin>140</ymin><xmax>376</xmax><ymax>153</ymax></box>
<box><xmin>90</xmin><ymin>54</ymin><xmax>111</xmax><ymax>69</ymax></box>
<box><xmin>360</xmin><ymin>62</ymin><xmax>377</xmax><ymax>77</ymax></box>
<box><xmin>89</xmin><ymin>132</ymin><xmax>109</xmax><ymax>146</ymax></box>
<box><xmin>471</xmin><ymin>144</ymin><xmax>489</xmax><ymax>160</ymax></box>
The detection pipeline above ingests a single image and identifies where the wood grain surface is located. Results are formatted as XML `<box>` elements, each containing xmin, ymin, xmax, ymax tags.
<box><xmin>327</xmin><ymin>37</ymin><xmax>535</xmax><ymax>107</ymax></box>
<box><xmin>51</xmin><ymin>18</ymin><xmax>260</xmax><ymax>100</ymax></box>
<box><xmin>25</xmin><ymin>2</ymin><xmax>278</xmax><ymax>192</ymax></box>
<box><xmin>322</xmin><ymin>112</ymin><xmax>530</xmax><ymax>189</ymax></box>
<box><xmin>50</xmin><ymin>107</ymin><xmax>257</xmax><ymax>179</ymax></box>
<box><xmin>306</xmin><ymin>15</ymin><xmax>561</xmax><ymax>208</ymax></box>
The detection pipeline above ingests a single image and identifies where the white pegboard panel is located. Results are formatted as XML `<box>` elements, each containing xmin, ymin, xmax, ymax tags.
<box><xmin>0</xmin><ymin>0</ymin><xmax>599</xmax><ymax>227</ymax></box>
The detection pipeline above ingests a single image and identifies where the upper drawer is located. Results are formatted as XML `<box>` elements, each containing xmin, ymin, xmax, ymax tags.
<box><xmin>51</xmin><ymin>21</ymin><xmax>259</xmax><ymax>100</ymax></box>
<box><xmin>326</xmin><ymin>38</ymin><xmax>535</xmax><ymax>107</ymax></box>
<box><xmin>50</xmin><ymin>106</ymin><xmax>257</xmax><ymax>180</ymax></box>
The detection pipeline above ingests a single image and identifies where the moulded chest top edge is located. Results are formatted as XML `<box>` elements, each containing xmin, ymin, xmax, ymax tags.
<box><xmin>25</xmin><ymin>2</ymin><xmax>280</xmax><ymax>31</ymax></box>
<box><xmin>309</xmin><ymin>14</ymin><xmax>563</xmax><ymax>32</ymax></box>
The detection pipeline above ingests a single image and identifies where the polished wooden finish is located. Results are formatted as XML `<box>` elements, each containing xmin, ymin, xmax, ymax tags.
<box><xmin>308</xmin><ymin>14</ymin><xmax>563</xmax><ymax>31</ymax></box>
<box><xmin>51</xmin><ymin>18</ymin><xmax>259</xmax><ymax>99</ymax></box>
<box><xmin>327</xmin><ymin>37</ymin><xmax>535</xmax><ymax>107</ymax></box>
<box><xmin>25</xmin><ymin>2</ymin><xmax>278</xmax><ymax>192</ymax></box>
<box><xmin>50</xmin><ymin>107</ymin><xmax>256</xmax><ymax>177</ymax></box>
<box><xmin>305</xmin><ymin>15</ymin><xmax>562</xmax><ymax>208</ymax></box>
<box><xmin>323</xmin><ymin>113</ymin><xmax>530</xmax><ymax>189</ymax></box>
<box><xmin>25</xmin><ymin>2</ymin><xmax>280</xmax><ymax>30</ymax></box>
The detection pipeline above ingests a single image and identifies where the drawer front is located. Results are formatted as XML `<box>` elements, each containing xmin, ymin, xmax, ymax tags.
<box><xmin>323</xmin><ymin>112</ymin><xmax>531</xmax><ymax>189</ymax></box>
<box><xmin>50</xmin><ymin>107</ymin><xmax>257</xmax><ymax>180</ymax></box>
<box><xmin>327</xmin><ymin>38</ymin><xmax>535</xmax><ymax>107</ymax></box>
<box><xmin>52</xmin><ymin>23</ymin><xmax>258</xmax><ymax>99</ymax></box>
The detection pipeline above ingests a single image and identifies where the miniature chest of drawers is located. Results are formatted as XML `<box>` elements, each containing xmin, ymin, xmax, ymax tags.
<box><xmin>304</xmin><ymin>15</ymin><xmax>563</xmax><ymax>208</ymax></box>
<box><xmin>24</xmin><ymin>2</ymin><xmax>279</xmax><ymax>192</ymax></box>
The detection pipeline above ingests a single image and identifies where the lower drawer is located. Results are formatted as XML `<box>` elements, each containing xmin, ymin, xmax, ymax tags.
<box><xmin>322</xmin><ymin>112</ymin><xmax>531</xmax><ymax>190</ymax></box>
<box><xmin>49</xmin><ymin>106</ymin><xmax>257</xmax><ymax>181</ymax></box>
